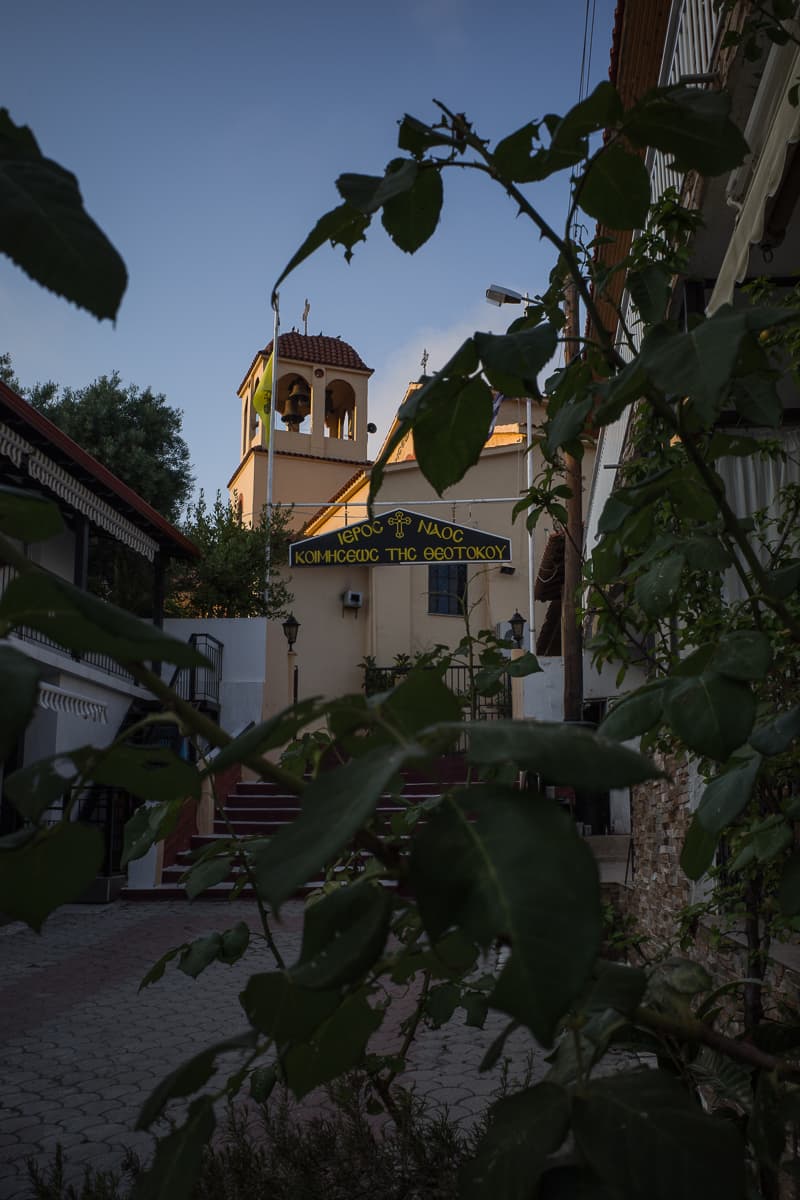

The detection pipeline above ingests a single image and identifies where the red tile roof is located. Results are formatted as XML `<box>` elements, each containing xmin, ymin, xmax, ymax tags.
<box><xmin>238</xmin><ymin>334</ymin><xmax>371</xmax><ymax>393</ymax></box>
<box><xmin>0</xmin><ymin>380</ymin><xmax>198</xmax><ymax>558</ymax></box>
<box><xmin>238</xmin><ymin>335</ymin><xmax>372</xmax><ymax>393</ymax></box>
<box><xmin>266</xmin><ymin>332</ymin><xmax>371</xmax><ymax>372</ymax></box>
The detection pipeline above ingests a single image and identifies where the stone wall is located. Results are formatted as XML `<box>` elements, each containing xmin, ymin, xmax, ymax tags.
<box><xmin>621</xmin><ymin>754</ymin><xmax>695</xmax><ymax>945</ymax></box>
<box><xmin>606</xmin><ymin>749</ymin><xmax>800</xmax><ymax>1021</ymax></box>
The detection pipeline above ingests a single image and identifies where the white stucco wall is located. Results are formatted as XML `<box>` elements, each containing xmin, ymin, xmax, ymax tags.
<box><xmin>163</xmin><ymin>617</ymin><xmax>268</xmax><ymax>733</ymax></box>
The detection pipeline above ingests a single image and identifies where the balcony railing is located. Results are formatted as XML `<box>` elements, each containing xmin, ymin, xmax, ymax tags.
<box><xmin>169</xmin><ymin>633</ymin><xmax>224</xmax><ymax>711</ymax></box>
<box><xmin>0</xmin><ymin>562</ymin><xmax>140</xmax><ymax>684</ymax></box>
<box><xmin>649</xmin><ymin>0</ymin><xmax>723</xmax><ymax>205</ymax></box>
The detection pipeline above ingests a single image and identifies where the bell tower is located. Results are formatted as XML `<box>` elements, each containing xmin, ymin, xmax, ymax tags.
<box><xmin>229</xmin><ymin>332</ymin><xmax>373</xmax><ymax>531</ymax></box>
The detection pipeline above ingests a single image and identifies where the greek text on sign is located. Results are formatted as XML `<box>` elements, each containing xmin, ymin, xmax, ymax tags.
<box><xmin>290</xmin><ymin>509</ymin><xmax>512</xmax><ymax>567</ymax></box>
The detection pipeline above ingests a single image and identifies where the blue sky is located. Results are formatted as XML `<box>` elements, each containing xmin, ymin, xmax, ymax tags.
<box><xmin>3</xmin><ymin>0</ymin><xmax>617</xmax><ymax>509</ymax></box>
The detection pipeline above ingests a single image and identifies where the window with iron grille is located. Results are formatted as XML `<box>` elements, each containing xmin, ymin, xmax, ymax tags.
<box><xmin>428</xmin><ymin>563</ymin><xmax>467</xmax><ymax>615</ymax></box>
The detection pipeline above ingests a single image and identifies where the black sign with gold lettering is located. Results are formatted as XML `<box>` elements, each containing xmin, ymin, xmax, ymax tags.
<box><xmin>290</xmin><ymin>509</ymin><xmax>512</xmax><ymax>568</ymax></box>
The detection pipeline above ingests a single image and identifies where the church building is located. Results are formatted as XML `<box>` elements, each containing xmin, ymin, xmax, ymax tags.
<box><xmin>228</xmin><ymin>331</ymin><xmax>591</xmax><ymax>720</ymax></box>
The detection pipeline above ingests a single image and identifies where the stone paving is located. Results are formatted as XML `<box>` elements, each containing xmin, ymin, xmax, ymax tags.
<box><xmin>0</xmin><ymin>901</ymin><xmax>537</xmax><ymax>1199</ymax></box>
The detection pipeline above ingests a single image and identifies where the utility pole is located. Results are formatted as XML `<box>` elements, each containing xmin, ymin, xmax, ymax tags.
<box><xmin>562</xmin><ymin>276</ymin><xmax>584</xmax><ymax>723</ymax></box>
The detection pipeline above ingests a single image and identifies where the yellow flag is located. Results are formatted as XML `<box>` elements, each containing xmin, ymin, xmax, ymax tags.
<box><xmin>252</xmin><ymin>352</ymin><xmax>273</xmax><ymax>425</ymax></box>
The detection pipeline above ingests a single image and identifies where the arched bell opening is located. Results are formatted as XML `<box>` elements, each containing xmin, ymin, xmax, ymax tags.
<box><xmin>324</xmin><ymin>379</ymin><xmax>356</xmax><ymax>440</ymax></box>
<box><xmin>275</xmin><ymin>372</ymin><xmax>312</xmax><ymax>434</ymax></box>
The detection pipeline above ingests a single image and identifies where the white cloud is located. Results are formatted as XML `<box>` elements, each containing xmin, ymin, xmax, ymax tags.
<box><xmin>366</xmin><ymin>300</ymin><xmax>512</xmax><ymax>455</ymax></box>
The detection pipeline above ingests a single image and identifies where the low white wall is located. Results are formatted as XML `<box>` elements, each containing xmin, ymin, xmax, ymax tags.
<box><xmin>523</xmin><ymin>656</ymin><xmax>563</xmax><ymax>721</ymax></box>
<box><xmin>163</xmin><ymin>617</ymin><xmax>268</xmax><ymax>733</ymax></box>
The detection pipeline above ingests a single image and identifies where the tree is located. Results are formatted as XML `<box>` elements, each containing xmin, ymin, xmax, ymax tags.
<box><xmin>167</xmin><ymin>491</ymin><xmax>293</xmax><ymax>618</ymax></box>
<box><xmin>0</xmin><ymin>351</ymin><xmax>21</xmax><ymax>391</ymax></box>
<box><xmin>28</xmin><ymin>371</ymin><xmax>193</xmax><ymax>524</ymax></box>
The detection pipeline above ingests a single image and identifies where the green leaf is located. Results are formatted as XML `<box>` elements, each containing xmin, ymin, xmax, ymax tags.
<box><xmin>283</xmin><ymin>987</ymin><xmax>383</xmax><ymax>1099</ymax></box>
<box><xmin>573</xmin><ymin>1069</ymin><xmax>746</xmax><ymax>1200</ymax></box>
<box><xmin>207</xmin><ymin>698</ymin><xmax>326</xmax><ymax>775</ymax></box>
<box><xmin>593</xmin><ymin>360</ymin><xmax>647</xmax><ymax>425</ymax></box>
<box><xmin>711</xmin><ymin>631</ymin><xmax>772</xmax><ymax>681</ymax></box>
<box><xmin>137</xmin><ymin>1033</ymin><xmax>255</xmax><ymax>1129</ymax></box>
<box><xmin>750</xmin><ymin>705</ymin><xmax>800</xmax><ymax>756</ymax></box>
<box><xmin>462</xmin><ymin>720</ymin><xmax>663</xmax><ymax>789</ymax></box>
<box><xmin>397</xmin><ymin>114</ymin><xmax>454</xmax><ymax>158</ymax></box>
<box><xmin>411</xmin><ymin>788</ymin><xmax>602</xmax><ymax>1046</ymax></box>
<box><xmin>337</xmin><ymin>159</ymin><xmax>418</xmax><ymax>213</ymax></box>
<box><xmin>554</xmin><ymin>83</ymin><xmax>623</xmax><ymax>144</ymax></box>
<box><xmin>589</xmin><ymin>960</ymin><xmax>647</xmax><ymax>1015</ymax></box>
<box><xmin>139</xmin><ymin>946</ymin><xmax>181</xmax><ymax>990</ymax></box>
<box><xmin>598</xmin><ymin>681</ymin><xmax>670</xmax><ymax>742</ymax></box>
<box><xmin>0</xmin><ymin>572</ymin><xmax>209</xmax><ymax>667</ymax></box>
<box><xmin>681</xmin><ymin>814</ymin><xmax>718</xmax><ymax>880</ymax></box>
<box><xmin>578</xmin><ymin>145</ymin><xmax>651</xmax><ymax>230</ymax></box>
<box><xmin>493</xmin><ymin>122</ymin><xmax>583</xmax><ymax>183</ymax></box>
<box><xmin>249</xmin><ymin>1065</ymin><xmax>277</xmax><ymax>1102</ymax></box>
<box><xmin>546</xmin><ymin>397</ymin><xmax>593</xmax><ymax>457</ymax></box>
<box><xmin>413</xmin><ymin>376</ymin><xmax>494</xmax><ymax>494</ymax></box>
<box><xmin>665</xmin><ymin>673</ymin><xmax>755</xmax><ymax>761</ymax></box>
<box><xmin>381</xmin><ymin>165</ymin><xmax>443</xmax><ymax>252</ymax></box>
<box><xmin>0</xmin><ymin>108</ymin><xmax>127</xmax><ymax>321</ymax></box>
<box><xmin>461</xmin><ymin>1081</ymin><xmax>571</xmax><ymax>1200</ymax></box>
<box><xmin>506</xmin><ymin>652</ymin><xmax>542</xmax><ymax>677</ymax></box>
<box><xmin>0</xmin><ymin>645</ymin><xmax>44</xmax><ymax>763</ymax></box>
<box><xmin>462</xmin><ymin>991</ymin><xmax>489</xmax><ymax>1027</ymax></box>
<box><xmin>778</xmin><ymin>854</ymin><xmax>800</xmax><ymax>916</ymax></box>
<box><xmin>682</xmin><ymin>536</ymin><xmax>731</xmax><ymax>572</ymax></box>
<box><xmin>649</xmin><ymin>957</ymin><xmax>712</xmax><ymax>997</ymax></box>
<box><xmin>183</xmin><ymin>854</ymin><xmax>234</xmax><ymax>900</ymax></box>
<box><xmin>93</xmin><ymin>744</ymin><xmax>200</xmax><ymax>804</ymax></box>
<box><xmin>623</xmin><ymin>85</ymin><xmax>749</xmax><ymax>176</ymax></box>
<box><xmin>753</xmin><ymin>818</ymin><xmax>792</xmax><ymax>863</ymax></box>
<box><xmin>426</xmin><ymin>982</ymin><xmax>461</xmax><ymax>1028</ymax></box>
<box><xmin>178</xmin><ymin>932</ymin><xmax>223</xmax><ymax>976</ymax></box>
<box><xmin>253</xmin><ymin>742</ymin><xmax>417</xmax><ymax>908</ymax></box>
<box><xmin>0</xmin><ymin>820</ymin><xmax>104</xmax><ymax>931</ymax></box>
<box><xmin>132</xmin><ymin>1098</ymin><xmax>214</xmax><ymax>1200</ymax></box>
<box><xmin>640</xmin><ymin>310</ymin><xmax>748</xmax><ymax>425</ymax></box>
<box><xmin>696</xmin><ymin>755</ymin><xmax>761</xmax><ymax>836</ymax></box>
<box><xmin>0</xmin><ymin>487</ymin><xmax>64</xmax><ymax>541</ymax></box>
<box><xmin>220</xmin><ymin>921</ymin><xmax>250</xmax><ymax>964</ymax></box>
<box><xmin>240</xmin><ymin>971</ymin><xmax>339</xmax><ymax>1041</ymax></box>
<box><xmin>597</xmin><ymin>492</ymin><xmax>634</xmax><ymax>534</ymax></box>
<box><xmin>400</xmin><ymin>340</ymin><xmax>479</xmax><ymax>420</ymax></box>
<box><xmin>767</xmin><ymin>561</ymin><xmax>800</xmax><ymax>599</ymax></box>
<box><xmin>628</xmin><ymin>265</ymin><xmax>671</xmax><ymax>325</ymax></box>
<box><xmin>121</xmin><ymin>799</ymin><xmax>181</xmax><ymax>867</ymax></box>
<box><xmin>706</xmin><ymin>432</ymin><xmax>764</xmax><ymax>459</ymax></box>
<box><xmin>381</xmin><ymin>666</ymin><xmax>462</xmax><ymax>737</ymax></box>
<box><xmin>731</xmin><ymin>374</ymin><xmax>782</xmax><ymax>427</ymax></box>
<box><xmin>634</xmin><ymin>553</ymin><xmax>684</xmax><ymax>618</ymax></box>
<box><xmin>290</xmin><ymin>881</ymin><xmax>392</xmax><ymax>989</ymax></box>
<box><xmin>474</xmin><ymin>326</ymin><xmax>558</xmax><ymax>394</ymax></box>
<box><xmin>5</xmin><ymin>750</ymin><xmax>88</xmax><ymax>823</ymax></box>
<box><xmin>272</xmin><ymin>202</ymin><xmax>371</xmax><ymax>297</ymax></box>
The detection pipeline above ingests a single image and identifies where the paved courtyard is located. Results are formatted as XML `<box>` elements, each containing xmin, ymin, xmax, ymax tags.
<box><xmin>0</xmin><ymin>900</ymin><xmax>536</xmax><ymax>1199</ymax></box>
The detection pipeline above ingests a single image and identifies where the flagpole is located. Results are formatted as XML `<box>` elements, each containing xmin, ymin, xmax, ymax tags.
<box><xmin>264</xmin><ymin>292</ymin><xmax>279</xmax><ymax>609</ymax></box>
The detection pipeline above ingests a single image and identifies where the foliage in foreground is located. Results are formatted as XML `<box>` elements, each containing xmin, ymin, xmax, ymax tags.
<box><xmin>5</xmin><ymin>11</ymin><xmax>800</xmax><ymax>1199</ymax></box>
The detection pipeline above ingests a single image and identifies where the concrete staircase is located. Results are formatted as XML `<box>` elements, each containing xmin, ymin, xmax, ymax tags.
<box><xmin>123</xmin><ymin>764</ymin><xmax>631</xmax><ymax>899</ymax></box>
<box><xmin>124</xmin><ymin>760</ymin><xmax>472</xmax><ymax>901</ymax></box>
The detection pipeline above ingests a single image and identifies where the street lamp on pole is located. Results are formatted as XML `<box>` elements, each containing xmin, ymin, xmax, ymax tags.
<box><xmin>485</xmin><ymin>284</ymin><xmax>536</xmax><ymax>654</ymax></box>
<box><xmin>281</xmin><ymin>613</ymin><xmax>300</xmax><ymax>704</ymax></box>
